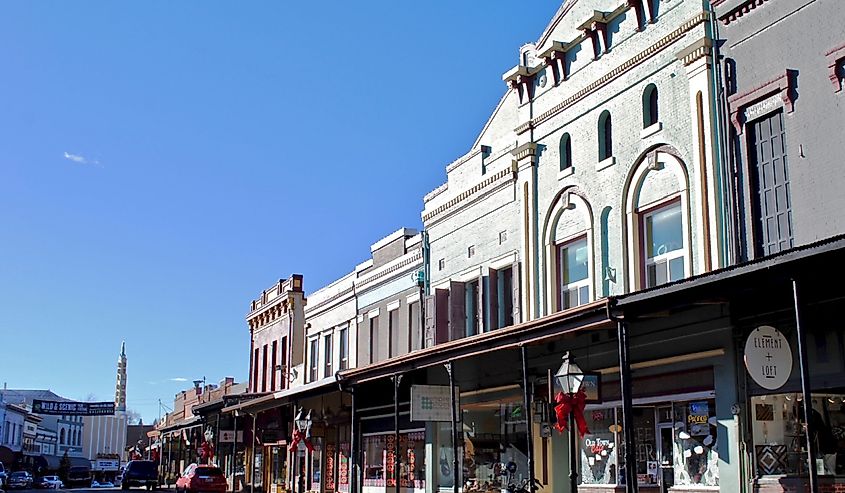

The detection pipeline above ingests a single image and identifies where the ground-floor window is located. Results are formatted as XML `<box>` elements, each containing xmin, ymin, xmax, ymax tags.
<box><xmin>362</xmin><ymin>431</ymin><xmax>425</xmax><ymax>489</ymax></box>
<box><xmin>750</xmin><ymin>392</ymin><xmax>845</xmax><ymax>477</ymax></box>
<box><xmin>268</xmin><ymin>445</ymin><xmax>287</xmax><ymax>491</ymax></box>
<box><xmin>311</xmin><ymin>437</ymin><xmax>323</xmax><ymax>491</ymax></box>
<box><xmin>580</xmin><ymin>399</ymin><xmax>718</xmax><ymax>488</ymax></box>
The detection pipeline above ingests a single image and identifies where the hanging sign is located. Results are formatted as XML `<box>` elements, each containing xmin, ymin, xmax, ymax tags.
<box><xmin>410</xmin><ymin>385</ymin><xmax>459</xmax><ymax>422</ymax></box>
<box><xmin>32</xmin><ymin>400</ymin><xmax>115</xmax><ymax>416</ymax></box>
<box><xmin>744</xmin><ymin>325</ymin><xmax>793</xmax><ymax>390</ymax></box>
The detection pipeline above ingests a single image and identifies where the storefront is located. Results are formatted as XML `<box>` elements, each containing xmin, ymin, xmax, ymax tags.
<box><xmin>359</xmin><ymin>411</ymin><xmax>426</xmax><ymax>493</ymax></box>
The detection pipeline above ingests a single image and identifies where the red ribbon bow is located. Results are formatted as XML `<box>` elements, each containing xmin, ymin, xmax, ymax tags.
<box><xmin>288</xmin><ymin>428</ymin><xmax>314</xmax><ymax>453</ymax></box>
<box><xmin>200</xmin><ymin>441</ymin><xmax>215</xmax><ymax>462</ymax></box>
<box><xmin>553</xmin><ymin>389</ymin><xmax>590</xmax><ymax>437</ymax></box>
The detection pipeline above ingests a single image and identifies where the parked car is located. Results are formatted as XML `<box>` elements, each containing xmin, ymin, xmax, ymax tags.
<box><xmin>120</xmin><ymin>460</ymin><xmax>158</xmax><ymax>490</ymax></box>
<box><xmin>8</xmin><ymin>471</ymin><xmax>33</xmax><ymax>489</ymax></box>
<box><xmin>37</xmin><ymin>476</ymin><xmax>64</xmax><ymax>489</ymax></box>
<box><xmin>95</xmin><ymin>481</ymin><xmax>114</xmax><ymax>488</ymax></box>
<box><xmin>0</xmin><ymin>461</ymin><xmax>7</xmax><ymax>488</ymax></box>
<box><xmin>175</xmin><ymin>464</ymin><xmax>226</xmax><ymax>493</ymax></box>
<box><xmin>66</xmin><ymin>465</ymin><xmax>93</xmax><ymax>488</ymax></box>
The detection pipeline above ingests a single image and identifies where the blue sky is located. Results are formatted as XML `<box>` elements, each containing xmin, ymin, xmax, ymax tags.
<box><xmin>0</xmin><ymin>1</ymin><xmax>559</xmax><ymax>423</ymax></box>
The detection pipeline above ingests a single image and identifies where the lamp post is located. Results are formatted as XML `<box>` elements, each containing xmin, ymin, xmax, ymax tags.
<box><xmin>293</xmin><ymin>408</ymin><xmax>312</xmax><ymax>493</ymax></box>
<box><xmin>553</xmin><ymin>352</ymin><xmax>584</xmax><ymax>493</ymax></box>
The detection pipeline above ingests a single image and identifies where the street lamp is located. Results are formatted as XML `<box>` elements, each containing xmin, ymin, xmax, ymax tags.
<box><xmin>554</xmin><ymin>352</ymin><xmax>583</xmax><ymax>493</ymax></box>
<box><xmin>293</xmin><ymin>409</ymin><xmax>313</xmax><ymax>493</ymax></box>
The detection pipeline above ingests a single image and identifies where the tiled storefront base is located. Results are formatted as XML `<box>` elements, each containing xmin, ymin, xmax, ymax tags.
<box><xmin>577</xmin><ymin>485</ymin><xmax>718</xmax><ymax>493</ymax></box>
<box><xmin>755</xmin><ymin>476</ymin><xmax>845</xmax><ymax>493</ymax></box>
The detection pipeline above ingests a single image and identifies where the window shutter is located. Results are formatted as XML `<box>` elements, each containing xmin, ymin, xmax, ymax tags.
<box><xmin>435</xmin><ymin>289</ymin><xmax>450</xmax><ymax>345</ymax></box>
<box><xmin>449</xmin><ymin>281</ymin><xmax>466</xmax><ymax>341</ymax></box>
<box><xmin>424</xmin><ymin>295</ymin><xmax>435</xmax><ymax>348</ymax></box>
<box><xmin>512</xmin><ymin>261</ymin><xmax>522</xmax><ymax>324</ymax></box>
<box><xmin>488</xmin><ymin>268</ymin><xmax>499</xmax><ymax>331</ymax></box>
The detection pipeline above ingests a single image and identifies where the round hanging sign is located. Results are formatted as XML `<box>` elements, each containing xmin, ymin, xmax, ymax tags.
<box><xmin>744</xmin><ymin>325</ymin><xmax>793</xmax><ymax>390</ymax></box>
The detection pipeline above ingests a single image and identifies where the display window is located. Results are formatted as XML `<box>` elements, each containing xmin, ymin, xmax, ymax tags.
<box><xmin>311</xmin><ymin>438</ymin><xmax>323</xmax><ymax>491</ymax></box>
<box><xmin>268</xmin><ymin>445</ymin><xmax>288</xmax><ymax>490</ymax></box>
<box><xmin>459</xmin><ymin>399</ymin><xmax>529</xmax><ymax>492</ymax></box>
<box><xmin>578</xmin><ymin>399</ymin><xmax>718</xmax><ymax>488</ymax></box>
<box><xmin>362</xmin><ymin>431</ymin><xmax>426</xmax><ymax>490</ymax></box>
<box><xmin>751</xmin><ymin>393</ymin><xmax>845</xmax><ymax>477</ymax></box>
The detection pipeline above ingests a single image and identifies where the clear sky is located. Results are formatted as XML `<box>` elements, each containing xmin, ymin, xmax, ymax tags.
<box><xmin>0</xmin><ymin>1</ymin><xmax>559</xmax><ymax>423</ymax></box>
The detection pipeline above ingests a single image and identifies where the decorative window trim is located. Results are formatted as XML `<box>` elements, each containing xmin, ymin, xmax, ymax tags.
<box><xmin>826</xmin><ymin>43</ymin><xmax>845</xmax><ymax>93</ymax></box>
<box><xmin>727</xmin><ymin>69</ymin><xmax>796</xmax><ymax>134</ymax></box>
<box><xmin>558</xmin><ymin>166</ymin><xmax>576</xmax><ymax>180</ymax></box>
<box><xmin>386</xmin><ymin>300</ymin><xmax>400</xmax><ymax>312</ymax></box>
<box><xmin>555</xmin><ymin>235</ymin><xmax>592</xmax><ymax>312</ymax></box>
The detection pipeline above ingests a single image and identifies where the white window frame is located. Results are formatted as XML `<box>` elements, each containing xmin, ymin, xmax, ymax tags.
<box><xmin>338</xmin><ymin>325</ymin><xmax>349</xmax><ymax>371</ymax></box>
<box><xmin>308</xmin><ymin>337</ymin><xmax>319</xmax><ymax>383</ymax></box>
<box><xmin>557</xmin><ymin>235</ymin><xmax>591</xmax><ymax>311</ymax></box>
<box><xmin>642</xmin><ymin>199</ymin><xmax>686</xmax><ymax>288</ymax></box>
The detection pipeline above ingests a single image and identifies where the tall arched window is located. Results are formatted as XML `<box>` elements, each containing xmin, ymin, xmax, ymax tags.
<box><xmin>559</xmin><ymin>133</ymin><xmax>572</xmax><ymax>171</ymax></box>
<box><xmin>643</xmin><ymin>84</ymin><xmax>659</xmax><ymax>127</ymax></box>
<box><xmin>60</xmin><ymin>428</ymin><xmax>65</xmax><ymax>445</ymax></box>
<box><xmin>598</xmin><ymin>110</ymin><xmax>613</xmax><ymax>161</ymax></box>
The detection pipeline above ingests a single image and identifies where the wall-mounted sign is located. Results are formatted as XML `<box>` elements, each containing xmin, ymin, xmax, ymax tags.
<box><xmin>410</xmin><ymin>385</ymin><xmax>459</xmax><ymax>422</ymax></box>
<box><xmin>219</xmin><ymin>430</ymin><xmax>244</xmax><ymax>443</ymax></box>
<box><xmin>581</xmin><ymin>373</ymin><xmax>602</xmax><ymax>404</ymax></box>
<box><xmin>93</xmin><ymin>459</ymin><xmax>120</xmax><ymax>471</ymax></box>
<box><xmin>744</xmin><ymin>325</ymin><xmax>793</xmax><ymax>390</ymax></box>
<box><xmin>32</xmin><ymin>400</ymin><xmax>115</xmax><ymax>416</ymax></box>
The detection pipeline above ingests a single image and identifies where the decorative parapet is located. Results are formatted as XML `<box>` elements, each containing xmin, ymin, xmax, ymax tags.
<box><xmin>538</xmin><ymin>40</ymin><xmax>576</xmax><ymax>85</ymax></box>
<box><xmin>355</xmin><ymin>250</ymin><xmax>423</xmax><ymax>291</ymax></box>
<box><xmin>445</xmin><ymin>147</ymin><xmax>483</xmax><ymax>173</ymax></box>
<box><xmin>422</xmin><ymin>166</ymin><xmax>516</xmax><ymax>224</ymax></box>
<box><xmin>715</xmin><ymin>0</ymin><xmax>776</xmax><ymax>25</ymax></box>
<box><xmin>304</xmin><ymin>285</ymin><xmax>355</xmax><ymax>317</ymax></box>
<box><xmin>727</xmin><ymin>69</ymin><xmax>797</xmax><ymax>134</ymax></box>
<box><xmin>424</xmin><ymin>182</ymin><xmax>448</xmax><ymax>203</ymax></box>
<box><xmin>516</xmin><ymin>11</ymin><xmax>709</xmax><ymax>134</ymax></box>
<box><xmin>826</xmin><ymin>43</ymin><xmax>845</xmax><ymax>93</ymax></box>
<box><xmin>247</xmin><ymin>274</ymin><xmax>303</xmax><ymax>328</ymax></box>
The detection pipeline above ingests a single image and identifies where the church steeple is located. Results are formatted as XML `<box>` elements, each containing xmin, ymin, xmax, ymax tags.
<box><xmin>115</xmin><ymin>341</ymin><xmax>127</xmax><ymax>412</ymax></box>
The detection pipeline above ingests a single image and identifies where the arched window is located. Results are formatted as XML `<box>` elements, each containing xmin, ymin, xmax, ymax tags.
<box><xmin>60</xmin><ymin>428</ymin><xmax>65</xmax><ymax>445</ymax></box>
<box><xmin>559</xmin><ymin>133</ymin><xmax>572</xmax><ymax>171</ymax></box>
<box><xmin>643</xmin><ymin>84</ymin><xmax>659</xmax><ymax>127</ymax></box>
<box><xmin>598</xmin><ymin>110</ymin><xmax>613</xmax><ymax>161</ymax></box>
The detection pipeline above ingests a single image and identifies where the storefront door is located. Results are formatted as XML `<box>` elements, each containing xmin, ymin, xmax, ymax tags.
<box><xmin>657</xmin><ymin>424</ymin><xmax>674</xmax><ymax>491</ymax></box>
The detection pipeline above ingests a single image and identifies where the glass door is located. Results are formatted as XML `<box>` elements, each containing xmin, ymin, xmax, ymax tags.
<box><xmin>657</xmin><ymin>425</ymin><xmax>675</xmax><ymax>491</ymax></box>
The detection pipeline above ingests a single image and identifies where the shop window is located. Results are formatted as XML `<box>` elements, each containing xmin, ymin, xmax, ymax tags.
<box><xmin>558</xmin><ymin>236</ymin><xmax>590</xmax><ymax>310</ymax></box>
<box><xmin>751</xmin><ymin>393</ymin><xmax>845</xmax><ymax>477</ymax></box>
<box><xmin>581</xmin><ymin>408</ymin><xmax>622</xmax><ymax>485</ymax></box>
<box><xmin>362</xmin><ymin>432</ymin><xmax>425</xmax><ymax>489</ymax></box>
<box><xmin>642</xmin><ymin>199</ymin><xmax>685</xmax><ymax>288</ymax></box>
<box><xmin>458</xmin><ymin>398</ymin><xmax>529</xmax><ymax>491</ymax></box>
<box><xmin>310</xmin><ymin>438</ymin><xmax>323</xmax><ymax>491</ymax></box>
<box><xmin>672</xmin><ymin>400</ymin><xmax>719</xmax><ymax>486</ymax></box>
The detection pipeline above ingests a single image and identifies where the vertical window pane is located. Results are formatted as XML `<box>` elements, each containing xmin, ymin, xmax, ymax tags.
<box><xmin>562</xmin><ymin>239</ymin><xmax>589</xmax><ymax>283</ymax></box>
<box><xmin>646</xmin><ymin>202</ymin><xmax>683</xmax><ymax>259</ymax></box>
<box><xmin>669</xmin><ymin>257</ymin><xmax>685</xmax><ymax>282</ymax></box>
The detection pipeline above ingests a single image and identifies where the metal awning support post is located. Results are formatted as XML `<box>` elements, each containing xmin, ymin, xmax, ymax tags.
<box><xmin>216</xmin><ymin>414</ymin><xmax>221</xmax><ymax>467</ymax></box>
<box><xmin>349</xmin><ymin>387</ymin><xmax>358</xmax><ymax>493</ymax></box>
<box><xmin>617</xmin><ymin>320</ymin><xmax>638</xmax><ymax>493</ymax></box>
<box><xmin>520</xmin><ymin>345</ymin><xmax>536</xmax><ymax>492</ymax></box>
<box><xmin>445</xmin><ymin>361</ymin><xmax>459</xmax><ymax>493</ymax></box>
<box><xmin>232</xmin><ymin>413</ymin><xmax>238</xmax><ymax>493</ymax></box>
<box><xmin>793</xmin><ymin>279</ymin><xmax>819</xmax><ymax>493</ymax></box>
<box><xmin>393</xmin><ymin>374</ymin><xmax>403</xmax><ymax>493</ymax></box>
<box><xmin>251</xmin><ymin>413</ymin><xmax>257</xmax><ymax>493</ymax></box>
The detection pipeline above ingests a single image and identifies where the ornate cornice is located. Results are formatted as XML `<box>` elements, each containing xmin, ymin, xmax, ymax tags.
<box><xmin>512</xmin><ymin>142</ymin><xmax>539</xmax><ymax>161</ymax></box>
<box><xmin>355</xmin><ymin>251</ymin><xmax>423</xmax><ymax>290</ymax></box>
<box><xmin>727</xmin><ymin>69</ymin><xmax>797</xmax><ymax>134</ymax></box>
<box><xmin>517</xmin><ymin>12</ymin><xmax>709</xmax><ymax>134</ymax></box>
<box><xmin>424</xmin><ymin>182</ymin><xmax>448</xmax><ymax>203</ymax></box>
<box><xmin>445</xmin><ymin>146</ymin><xmax>484</xmax><ymax>173</ymax></box>
<box><xmin>716</xmin><ymin>0</ymin><xmax>776</xmax><ymax>26</ymax></box>
<box><xmin>676</xmin><ymin>38</ymin><xmax>713</xmax><ymax>67</ymax></box>
<box><xmin>304</xmin><ymin>286</ymin><xmax>355</xmax><ymax>317</ymax></box>
<box><xmin>422</xmin><ymin>166</ymin><xmax>516</xmax><ymax>224</ymax></box>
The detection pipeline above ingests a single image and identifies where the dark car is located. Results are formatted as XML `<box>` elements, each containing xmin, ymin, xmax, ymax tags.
<box><xmin>0</xmin><ymin>461</ymin><xmax>7</xmax><ymax>488</ymax></box>
<box><xmin>66</xmin><ymin>466</ymin><xmax>93</xmax><ymax>488</ymax></box>
<box><xmin>121</xmin><ymin>460</ymin><xmax>158</xmax><ymax>490</ymax></box>
<box><xmin>8</xmin><ymin>471</ymin><xmax>33</xmax><ymax>489</ymax></box>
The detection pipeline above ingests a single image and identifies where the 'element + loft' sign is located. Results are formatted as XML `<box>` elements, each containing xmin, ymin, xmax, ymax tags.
<box><xmin>744</xmin><ymin>325</ymin><xmax>793</xmax><ymax>390</ymax></box>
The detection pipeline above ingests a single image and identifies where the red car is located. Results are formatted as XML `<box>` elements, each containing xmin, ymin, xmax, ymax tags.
<box><xmin>176</xmin><ymin>464</ymin><xmax>227</xmax><ymax>493</ymax></box>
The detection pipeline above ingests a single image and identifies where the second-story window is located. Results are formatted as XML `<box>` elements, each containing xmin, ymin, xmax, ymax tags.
<box><xmin>308</xmin><ymin>338</ymin><xmax>319</xmax><ymax>383</ymax></box>
<box><xmin>598</xmin><ymin>110</ymin><xmax>613</xmax><ymax>161</ymax></box>
<box><xmin>280</xmin><ymin>336</ymin><xmax>288</xmax><ymax>389</ymax></box>
<box><xmin>642</xmin><ymin>199</ymin><xmax>685</xmax><ymax>288</ymax></box>
<box><xmin>388</xmin><ymin>308</ymin><xmax>399</xmax><ymax>358</ymax></box>
<box><xmin>558</xmin><ymin>237</ymin><xmax>590</xmax><ymax>310</ymax></box>
<box><xmin>339</xmin><ymin>326</ymin><xmax>349</xmax><ymax>371</ymax></box>
<box><xmin>253</xmin><ymin>348</ymin><xmax>260</xmax><ymax>393</ymax></box>
<box><xmin>369</xmin><ymin>316</ymin><xmax>378</xmax><ymax>364</ymax></box>
<box><xmin>270</xmin><ymin>341</ymin><xmax>277</xmax><ymax>391</ymax></box>
<box><xmin>324</xmin><ymin>333</ymin><xmax>333</xmax><ymax>378</ymax></box>
<box><xmin>643</xmin><ymin>84</ymin><xmax>659</xmax><ymax>128</ymax></box>
<box><xmin>261</xmin><ymin>344</ymin><xmax>268</xmax><ymax>392</ymax></box>
<box><xmin>560</xmin><ymin>133</ymin><xmax>572</xmax><ymax>171</ymax></box>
